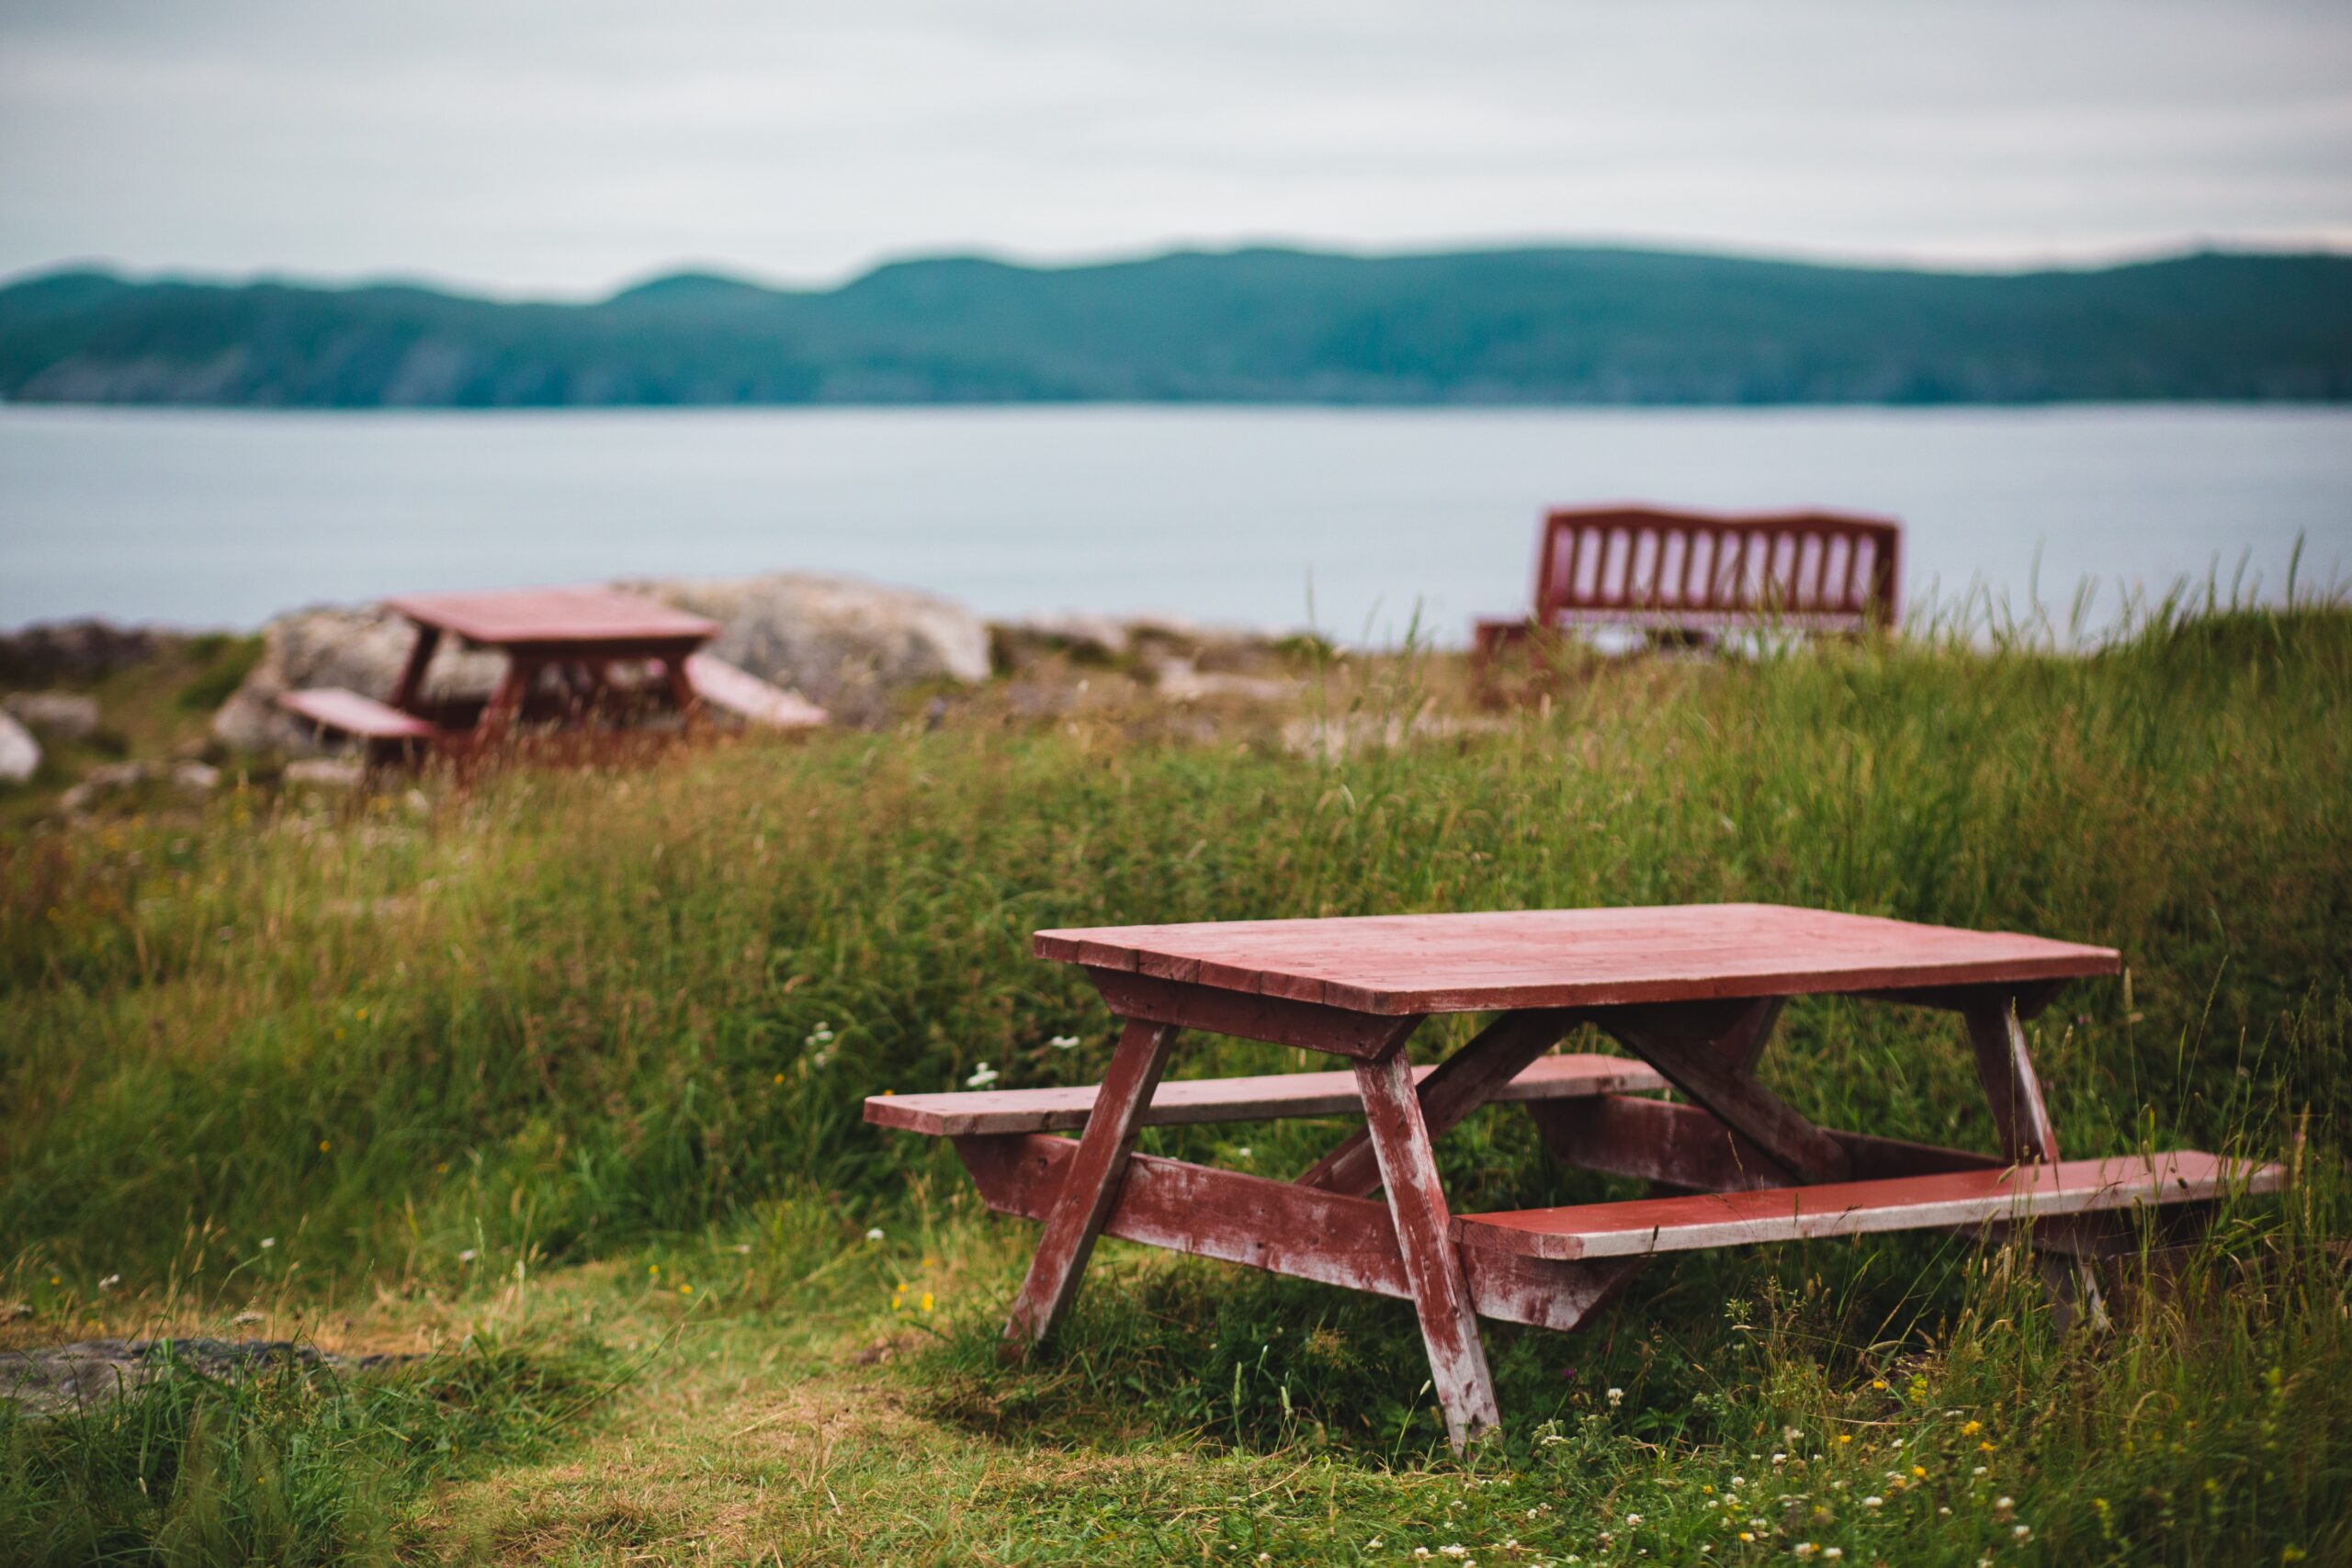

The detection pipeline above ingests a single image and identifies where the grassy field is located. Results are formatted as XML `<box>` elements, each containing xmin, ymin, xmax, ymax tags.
<box><xmin>3</xmin><ymin>605</ymin><xmax>2348</xmax><ymax>1565</ymax></box>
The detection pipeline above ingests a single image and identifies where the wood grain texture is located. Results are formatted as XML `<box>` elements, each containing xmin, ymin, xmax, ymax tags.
<box><xmin>1035</xmin><ymin>904</ymin><xmax>2120</xmax><ymax>1016</ymax></box>
<box><xmin>1457</xmin><ymin>1151</ymin><xmax>2284</xmax><ymax>1261</ymax></box>
<box><xmin>1527</xmin><ymin>1093</ymin><xmax>1998</xmax><ymax>1192</ymax></box>
<box><xmin>1296</xmin><ymin>1009</ymin><xmax>1581</xmax><ymax>1197</ymax></box>
<box><xmin>865</xmin><ymin>1051</ymin><xmax>1663</xmax><ymax>1137</ymax></box>
<box><xmin>1354</xmin><ymin>1051</ymin><xmax>1500</xmax><ymax>1452</ymax></box>
<box><xmin>999</xmin><ymin>1019</ymin><xmax>1177</xmax><ymax>1359</ymax></box>
<box><xmin>1590</xmin><ymin>1002</ymin><xmax>1854</xmax><ymax>1183</ymax></box>
<box><xmin>1085</xmin><ymin>967</ymin><xmax>1424</xmax><ymax>1056</ymax></box>
<box><xmin>954</xmin><ymin>1134</ymin><xmax>1640</xmax><ymax>1334</ymax></box>
<box><xmin>1964</xmin><ymin>995</ymin><xmax>2064</xmax><ymax>1166</ymax></box>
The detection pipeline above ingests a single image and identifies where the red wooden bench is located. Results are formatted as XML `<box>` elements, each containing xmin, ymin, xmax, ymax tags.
<box><xmin>867</xmin><ymin>905</ymin><xmax>2282</xmax><ymax>1454</ymax></box>
<box><xmin>277</xmin><ymin>686</ymin><xmax>441</xmax><ymax>764</ymax></box>
<box><xmin>1474</xmin><ymin>505</ymin><xmax>1903</xmax><ymax>677</ymax></box>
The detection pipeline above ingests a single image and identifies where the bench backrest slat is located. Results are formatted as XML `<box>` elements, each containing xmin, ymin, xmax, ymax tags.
<box><xmin>1532</xmin><ymin>506</ymin><xmax>1901</xmax><ymax>631</ymax></box>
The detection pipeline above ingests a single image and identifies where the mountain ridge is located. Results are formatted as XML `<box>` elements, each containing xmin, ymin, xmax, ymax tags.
<box><xmin>3</xmin><ymin>244</ymin><xmax>2346</xmax><ymax>407</ymax></box>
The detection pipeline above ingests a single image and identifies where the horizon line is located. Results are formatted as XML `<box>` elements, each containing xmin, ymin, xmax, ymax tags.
<box><xmin>9</xmin><ymin>230</ymin><xmax>2351</xmax><ymax>308</ymax></box>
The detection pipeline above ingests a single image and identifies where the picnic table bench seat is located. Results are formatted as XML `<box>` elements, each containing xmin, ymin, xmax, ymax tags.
<box><xmin>865</xmin><ymin>1051</ymin><xmax>1664</xmax><ymax>1137</ymax></box>
<box><xmin>277</xmin><ymin>687</ymin><xmax>443</xmax><ymax>752</ymax></box>
<box><xmin>1455</xmin><ymin>1149</ymin><xmax>2282</xmax><ymax>1261</ymax></box>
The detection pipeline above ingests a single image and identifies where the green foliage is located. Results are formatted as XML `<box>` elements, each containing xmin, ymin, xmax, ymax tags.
<box><xmin>1</xmin><ymin>609</ymin><xmax>2346</xmax><ymax>1289</ymax></box>
<box><xmin>3</xmin><ymin>247</ymin><xmax>2348</xmax><ymax>405</ymax></box>
<box><xmin>0</xmin><ymin>1334</ymin><xmax>613</xmax><ymax>1567</ymax></box>
<box><xmin>175</xmin><ymin>635</ymin><xmax>265</xmax><ymax>713</ymax></box>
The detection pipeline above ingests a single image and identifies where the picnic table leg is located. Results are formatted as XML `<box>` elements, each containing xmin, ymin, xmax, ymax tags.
<box><xmin>1000</xmin><ymin>1017</ymin><xmax>1179</xmax><ymax>1361</ymax></box>
<box><xmin>1298</xmin><ymin>1007</ymin><xmax>1576</xmax><ymax>1198</ymax></box>
<box><xmin>1962</xmin><ymin>993</ymin><xmax>2109</xmax><ymax>1331</ymax></box>
<box><xmin>390</xmin><ymin>625</ymin><xmax>442</xmax><ymax>711</ymax></box>
<box><xmin>1355</xmin><ymin>1048</ymin><xmax>1501</xmax><ymax>1453</ymax></box>
<box><xmin>474</xmin><ymin>654</ymin><xmax>540</xmax><ymax>752</ymax></box>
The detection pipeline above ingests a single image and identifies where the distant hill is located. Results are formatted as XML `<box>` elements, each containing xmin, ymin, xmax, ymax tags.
<box><xmin>2</xmin><ymin>246</ymin><xmax>2347</xmax><ymax>407</ymax></box>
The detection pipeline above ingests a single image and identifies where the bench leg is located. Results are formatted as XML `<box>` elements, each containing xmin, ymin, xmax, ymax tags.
<box><xmin>1355</xmin><ymin>1049</ymin><xmax>1501</xmax><ymax>1454</ymax></box>
<box><xmin>999</xmin><ymin>1018</ymin><xmax>1178</xmax><ymax>1361</ymax></box>
<box><xmin>1962</xmin><ymin>994</ymin><xmax>2109</xmax><ymax>1332</ymax></box>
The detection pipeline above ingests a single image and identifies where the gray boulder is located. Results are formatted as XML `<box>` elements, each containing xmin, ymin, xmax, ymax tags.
<box><xmin>3</xmin><ymin>691</ymin><xmax>101</xmax><ymax>744</ymax></box>
<box><xmin>212</xmin><ymin>605</ymin><xmax>503</xmax><ymax>754</ymax></box>
<box><xmin>0</xmin><ymin>713</ymin><xmax>40</xmax><ymax>784</ymax></box>
<box><xmin>638</xmin><ymin>573</ymin><xmax>990</xmax><ymax>723</ymax></box>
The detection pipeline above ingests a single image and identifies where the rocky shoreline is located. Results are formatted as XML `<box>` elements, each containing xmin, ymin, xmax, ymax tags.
<box><xmin>0</xmin><ymin>572</ymin><xmax>1325</xmax><ymax>796</ymax></box>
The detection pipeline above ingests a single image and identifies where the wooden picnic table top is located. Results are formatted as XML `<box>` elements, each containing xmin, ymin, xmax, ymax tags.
<box><xmin>383</xmin><ymin>586</ymin><xmax>718</xmax><ymax>649</ymax></box>
<box><xmin>1033</xmin><ymin>903</ymin><xmax>2120</xmax><ymax>1015</ymax></box>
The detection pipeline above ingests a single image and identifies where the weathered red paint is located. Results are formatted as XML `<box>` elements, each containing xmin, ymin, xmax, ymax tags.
<box><xmin>952</xmin><ymin>1132</ymin><xmax>1639</xmax><ymax>1334</ymax></box>
<box><xmin>1589</xmin><ymin>1001</ymin><xmax>1853</xmax><ymax>1182</ymax></box>
<box><xmin>1526</xmin><ymin>1093</ymin><xmax>1999</xmax><ymax>1193</ymax></box>
<box><xmin>998</xmin><ymin>1018</ymin><xmax>1177</xmax><ymax>1359</ymax></box>
<box><xmin>1354</xmin><ymin>1049</ymin><xmax>1501</xmax><ymax>1451</ymax></box>
<box><xmin>1296</xmin><ymin>1007</ymin><xmax>1581</xmax><ymax>1197</ymax></box>
<box><xmin>1472</xmin><ymin>505</ymin><xmax>1903</xmax><ymax>671</ymax></box>
<box><xmin>278</xmin><ymin>584</ymin><xmax>801</xmax><ymax>761</ymax></box>
<box><xmin>1084</xmin><ymin>966</ymin><xmax>1424</xmax><ymax>1056</ymax></box>
<box><xmin>865</xmin><ymin>1050</ymin><xmax>1663</xmax><ymax>1138</ymax></box>
<box><xmin>865</xmin><ymin>906</ymin><xmax>2272</xmax><ymax>1449</ymax></box>
<box><xmin>1039</xmin><ymin>905</ymin><xmax>2120</xmax><ymax>1016</ymax></box>
<box><xmin>1457</xmin><ymin>1151</ymin><xmax>2283</xmax><ymax>1261</ymax></box>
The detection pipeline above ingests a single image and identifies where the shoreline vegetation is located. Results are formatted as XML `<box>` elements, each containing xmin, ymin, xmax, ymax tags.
<box><xmin>5</xmin><ymin>244</ymin><xmax>2349</xmax><ymax>408</ymax></box>
<box><xmin>2</xmin><ymin>587</ymin><xmax>2348</xmax><ymax>1563</ymax></box>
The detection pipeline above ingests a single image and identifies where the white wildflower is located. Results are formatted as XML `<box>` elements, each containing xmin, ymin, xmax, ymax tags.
<box><xmin>1861</xmin><ymin>1496</ymin><xmax>1883</xmax><ymax>1509</ymax></box>
<box><xmin>458</xmin><ymin>1248</ymin><xmax>478</xmax><ymax>1263</ymax></box>
<box><xmin>98</xmin><ymin>1274</ymin><xmax>120</xmax><ymax>1290</ymax></box>
<box><xmin>1048</xmin><ymin>1034</ymin><xmax>1080</xmax><ymax>1048</ymax></box>
<box><xmin>2012</xmin><ymin>1525</ymin><xmax>2030</xmax><ymax>1541</ymax></box>
<box><xmin>966</xmin><ymin>1063</ymin><xmax>1001</xmax><ymax>1088</ymax></box>
<box><xmin>258</xmin><ymin>1237</ymin><xmax>276</xmax><ymax>1249</ymax></box>
<box><xmin>1607</xmin><ymin>1387</ymin><xmax>1625</xmax><ymax>1407</ymax></box>
<box><xmin>865</xmin><ymin>1227</ymin><xmax>885</xmax><ymax>1242</ymax></box>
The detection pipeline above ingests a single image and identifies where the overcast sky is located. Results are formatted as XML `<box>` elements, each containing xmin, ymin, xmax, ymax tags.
<box><xmin>4</xmin><ymin>0</ymin><xmax>2348</xmax><ymax>298</ymax></box>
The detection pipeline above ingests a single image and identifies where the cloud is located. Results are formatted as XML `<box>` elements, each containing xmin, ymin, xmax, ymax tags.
<box><xmin>2</xmin><ymin>0</ymin><xmax>2347</xmax><ymax>293</ymax></box>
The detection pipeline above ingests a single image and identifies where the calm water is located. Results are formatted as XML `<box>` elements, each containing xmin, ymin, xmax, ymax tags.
<box><xmin>2</xmin><ymin>405</ymin><xmax>2346</xmax><ymax>643</ymax></box>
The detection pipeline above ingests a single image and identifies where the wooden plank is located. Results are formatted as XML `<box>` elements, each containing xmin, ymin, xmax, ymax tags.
<box><xmin>865</xmin><ymin>1051</ymin><xmax>1664</xmax><ymax>1137</ymax></box>
<box><xmin>1528</xmin><ymin>1094</ymin><xmax>1998</xmax><ymax>1192</ymax></box>
<box><xmin>1086</xmin><ymin>967</ymin><xmax>1423</xmax><ymax>1058</ymax></box>
<box><xmin>1590</xmin><ymin>1002</ymin><xmax>1854</xmax><ymax>1183</ymax></box>
<box><xmin>999</xmin><ymin>1019</ymin><xmax>1178</xmax><ymax>1359</ymax></box>
<box><xmin>389</xmin><ymin>624</ymin><xmax>441</xmax><ymax>711</ymax></box>
<box><xmin>684</xmin><ymin>653</ymin><xmax>830</xmax><ymax>729</ymax></box>
<box><xmin>954</xmin><ymin>1134</ymin><xmax>1640</xmax><ymax>1333</ymax></box>
<box><xmin>1297</xmin><ymin>1009</ymin><xmax>1581</xmax><ymax>1197</ymax></box>
<box><xmin>1035</xmin><ymin>905</ymin><xmax>2120</xmax><ymax>1017</ymax></box>
<box><xmin>276</xmin><ymin>687</ymin><xmax>440</xmax><ymax>741</ymax></box>
<box><xmin>1963</xmin><ymin>994</ymin><xmax>2063</xmax><ymax>1166</ymax></box>
<box><xmin>1457</xmin><ymin>1152</ymin><xmax>2285</xmax><ymax>1262</ymax></box>
<box><xmin>1958</xmin><ymin>992</ymin><xmax>2109</xmax><ymax>1326</ymax></box>
<box><xmin>1354</xmin><ymin>1050</ymin><xmax>1500</xmax><ymax>1452</ymax></box>
<box><xmin>385</xmin><ymin>586</ymin><xmax>718</xmax><ymax>646</ymax></box>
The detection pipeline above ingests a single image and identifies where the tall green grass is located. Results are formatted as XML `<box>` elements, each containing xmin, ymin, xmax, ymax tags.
<box><xmin>1</xmin><ymin>604</ymin><xmax>2347</xmax><ymax>1562</ymax></box>
<box><xmin>5</xmin><ymin>607</ymin><xmax>2344</xmax><ymax>1291</ymax></box>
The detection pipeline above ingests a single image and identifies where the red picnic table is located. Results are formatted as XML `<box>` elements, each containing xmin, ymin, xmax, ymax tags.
<box><xmin>277</xmin><ymin>585</ymin><xmax>823</xmax><ymax>759</ymax></box>
<box><xmin>866</xmin><ymin>904</ymin><xmax>2280</xmax><ymax>1452</ymax></box>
